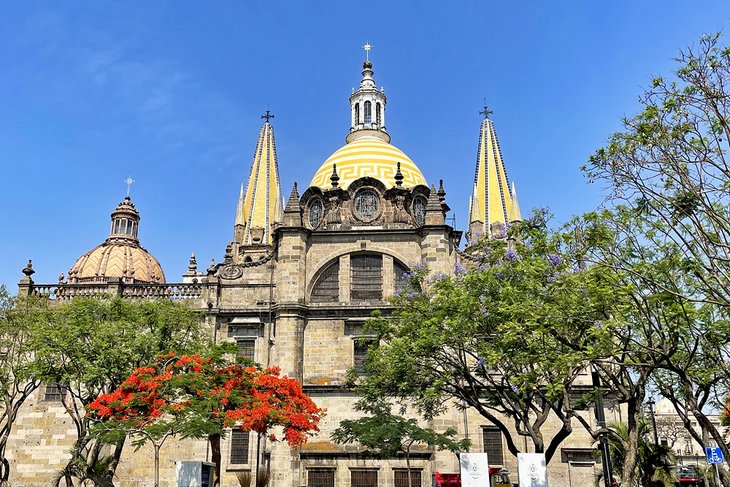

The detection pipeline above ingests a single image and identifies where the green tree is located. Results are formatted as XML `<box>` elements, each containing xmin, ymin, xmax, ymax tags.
<box><xmin>332</xmin><ymin>397</ymin><xmax>469</xmax><ymax>486</ymax></box>
<box><xmin>604</xmin><ymin>421</ymin><xmax>676</xmax><ymax>487</ymax></box>
<box><xmin>584</xmin><ymin>32</ymin><xmax>730</xmax><ymax>486</ymax></box>
<box><xmin>0</xmin><ymin>288</ymin><xmax>54</xmax><ymax>484</ymax></box>
<box><xmin>361</xmin><ymin>212</ymin><xmax>624</xmax><ymax>465</ymax></box>
<box><xmin>31</xmin><ymin>297</ymin><xmax>206</xmax><ymax>487</ymax></box>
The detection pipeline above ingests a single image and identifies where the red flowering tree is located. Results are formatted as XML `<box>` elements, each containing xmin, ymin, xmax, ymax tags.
<box><xmin>88</xmin><ymin>349</ymin><xmax>324</xmax><ymax>487</ymax></box>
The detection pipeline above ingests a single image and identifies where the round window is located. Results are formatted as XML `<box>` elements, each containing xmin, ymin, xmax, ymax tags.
<box><xmin>309</xmin><ymin>199</ymin><xmax>324</xmax><ymax>228</ymax></box>
<box><xmin>354</xmin><ymin>189</ymin><xmax>380</xmax><ymax>222</ymax></box>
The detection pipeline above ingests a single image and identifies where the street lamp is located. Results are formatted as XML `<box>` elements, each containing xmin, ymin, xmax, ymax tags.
<box><xmin>646</xmin><ymin>398</ymin><xmax>658</xmax><ymax>445</ymax></box>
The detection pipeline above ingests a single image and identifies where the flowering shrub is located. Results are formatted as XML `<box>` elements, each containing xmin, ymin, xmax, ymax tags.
<box><xmin>88</xmin><ymin>351</ymin><xmax>324</xmax><ymax>447</ymax></box>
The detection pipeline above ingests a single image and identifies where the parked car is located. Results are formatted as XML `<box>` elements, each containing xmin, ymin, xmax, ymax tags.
<box><xmin>675</xmin><ymin>465</ymin><xmax>705</xmax><ymax>487</ymax></box>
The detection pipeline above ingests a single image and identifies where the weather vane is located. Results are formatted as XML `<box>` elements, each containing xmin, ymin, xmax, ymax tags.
<box><xmin>479</xmin><ymin>98</ymin><xmax>493</xmax><ymax>119</ymax></box>
<box><xmin>261</xmin><ymin>109</ymin><xmax>275</xmax><ymax>122</ymax></box>
<box><xmin>362</xmin><ymin>42</ymin><xmax>372</xmax><ymax>61</ymax></box>
<box><xmin>124</xmin><ymin>176</ymin><xmax>135</xmax><ymax>197</ymax></box>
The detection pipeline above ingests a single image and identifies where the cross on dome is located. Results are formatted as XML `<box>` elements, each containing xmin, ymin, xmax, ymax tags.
<box><xmin>124</xmin><ymin>176</ymin><xmax>135</xmax><ymax>197</ymax></box>
<box><xmin>362</xmin><ymin>42</ymin><xmax>372</xmax><ymax>61</ymax></box>
<box><xmin>261</xmin><ymin>110</ymin><xmax>275</xmax><ymax>123</ymax></box>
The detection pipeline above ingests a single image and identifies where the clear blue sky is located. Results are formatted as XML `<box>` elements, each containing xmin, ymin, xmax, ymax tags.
<box><xmin>2</xmin><ymin>1</ymin><xmax>729</xmax><ymax>289</ymax></box>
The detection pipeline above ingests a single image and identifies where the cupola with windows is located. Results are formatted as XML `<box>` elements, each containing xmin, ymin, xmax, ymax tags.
<box><xmin>309</xmin><ymin>48</ymin><xmax>427</xmax><ymax>190</ymax></box>
<box><xmin>67</xmin><ymin>196</ymin><xmax>165</xmax><ymax>284</ymax></box>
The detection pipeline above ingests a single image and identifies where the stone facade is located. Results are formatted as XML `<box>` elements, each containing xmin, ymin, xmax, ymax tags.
<box><xmin>6</xmin><ymin>57</ymin><xmax>623</xmax><ymax>487</ymax></box>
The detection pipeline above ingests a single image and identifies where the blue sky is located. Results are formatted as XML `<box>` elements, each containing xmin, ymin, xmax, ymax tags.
<box><xmin>1</xmin><ymin>1</ymin><xmax>729</xmax><ymax>289</ymax></box>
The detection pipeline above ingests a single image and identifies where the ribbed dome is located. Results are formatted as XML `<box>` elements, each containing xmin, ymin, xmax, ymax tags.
<box><xmin>309</xmin><ymin>137</ymin><xmax>427</xmax><ymax>189</ymax></box>
<box><xmin>67</xmin><ymin>196</ymin><xmax>165</xmax><ymax>284</ymax></box>
<box><xmin>68</xmin><ymin>242</ymin><xmax>165</xmax><ymax>284</ymax></box>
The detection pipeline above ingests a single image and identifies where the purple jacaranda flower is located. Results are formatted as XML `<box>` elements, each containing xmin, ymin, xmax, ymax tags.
<box><xmin>405</xmin><ymin>292</ymin><xmax>420</xmax><ymax>300</ymax></box>
<box><xmin>506</xmin><ymin>249</ymin><xmax>518</xmax><ymax>261</ymax></box>
<box><xmin>477</xmin><ymin>357</ymin><xmax>485</xmax><ymax>367</ymax></box>
<box><xmin>547</xmin><ymin>253</ymin><xmax>561</xmax><ymax>267</ymax></box>
<box><xmin>454</xmin><ymin>261</ymin><xmax>466</xmax><ymax>275</ymax></box>
<box><xmin>511</xmin><ymin>385</ymin><xmax>519</xmax><ymax>393</ymax></box>
<box><xmin>494</xmin><ymin>229</ymin><xmax>507</xmax><ymax>239</ymax></box>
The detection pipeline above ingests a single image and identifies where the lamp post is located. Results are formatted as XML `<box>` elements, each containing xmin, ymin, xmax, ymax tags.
<box><xmin>591</xmin><ymin>363</ymin><xmax>613</xmax><ymax>487</ymax></box>
<box><xmin>646</xmin><ymin>398</ymin><xmax>658</xmax><ymax>445</ymax></box>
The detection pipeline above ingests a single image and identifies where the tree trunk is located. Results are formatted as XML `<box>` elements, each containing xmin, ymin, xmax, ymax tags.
<box><xmin>154</xmin><ymin>443</ymin><xmax>160</xmax><ymax>487</ymax></box>
<box><xmin>209</xmin><ymin>433</ymin><xmax>222</xmax><ymax>487</ymax></box>
<box><xmin>621</xmin><ymin>398</ymin><xmax>640</xmax><ymax>487</ymax></box>
<box><xmin>406</xmin><ymin>446</ymin><xmax>412</xmax><ymax>487</ymax></box>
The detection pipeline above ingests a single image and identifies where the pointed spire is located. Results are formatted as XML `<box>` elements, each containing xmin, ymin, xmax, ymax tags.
<box><xmin>237</xmin><ymin>114</ymin><xmax>283</xmax><ymax>245</ymax></box>
<box><xmin>283</xmin><ymin>182</ymin><xmax>303</xmax><ymax>226</ymax></box>
<box><xmin>467</xmin><ymin>106</ymin><xmax>521</xmax><ymax>240</ymax></box>
<box><xmin>425</xmin><ymin>185</ymin><xmax>445</xmax><ymax>225</ymax></box>
<box><xmin>437</xmin><ymin>179</ymin><xmax>446</xmax><ymax>202</ymax></box>
<box><xmin>511</xmin><ymin>182</ymin><xmax>522</xmax><ymax>222</ymax></box>
<box><xmin>188</xmin><ymin>252</ymin><xmax>198</xmax><ymax>272</ymax></box>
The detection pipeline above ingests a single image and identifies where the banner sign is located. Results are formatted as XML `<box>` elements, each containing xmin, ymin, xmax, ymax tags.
<box><xmin>518</xmin><ymin>453</ymin><xmax>549</xmax><ymax>487</ymax></box>
<box><xmin>459</xmin><ymin>453</ymin><xmax>490</xmax><ymax>487</ymax></box>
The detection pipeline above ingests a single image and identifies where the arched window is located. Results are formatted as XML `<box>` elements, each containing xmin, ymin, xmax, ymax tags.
<box><xmin>394</xmin><ymin>261</ymin><xmax>409</xmax><ymax>295</ymax></box>
<box><xmin>354</xmin><ymin>103</ymin><xmax>360</xmax><ymax>125</ymax></box>
<box><xmin>364</xmin><ymin>101</ymin><xmax>372</xmax><ymax>124</ymax></box>
<box><xmin>311</xmin><ymin>260</ymin><xmax>340</xmax><ymax>303</ymax></box>
<box><xmin>351</xmin><ymin>254</ymin><xmax>381</xmax><ymax>301</ymax></box>
<box><xmin>376</xmin><ymin>103</ymin><xmax>382</xmax><ymax>126</ymax></box>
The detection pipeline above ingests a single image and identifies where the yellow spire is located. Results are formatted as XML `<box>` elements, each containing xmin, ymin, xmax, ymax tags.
<box><xmin>238</xmin><ymin>114</ymin><xmax>283</xmax><ymax>245</ymax></box>
<box><xmin>468</xmin><ymin>106</ymin><xmax>521</xmax><ymax>240</ymax></box>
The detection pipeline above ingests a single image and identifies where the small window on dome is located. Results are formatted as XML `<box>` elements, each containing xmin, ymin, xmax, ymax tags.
<box><xmin>364</xmin><ymin>101</ymin><xmax>372</xmax><ymax>124</ymax></box>
<box><xmin>354</xmin><ymin>103</ymin><xmax>360</xmax><ymax>125</ymax></box>
<box><xmin>376</xmin><ymin>102</ymin><xmax>381</xmax><ymax>125</ymax></box>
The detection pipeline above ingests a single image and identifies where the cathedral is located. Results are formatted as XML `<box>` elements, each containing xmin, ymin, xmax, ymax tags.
<box><xmin>11</xmin><ymin>54</ymin><xmax>613</xmax><ymax>487</ymax></box>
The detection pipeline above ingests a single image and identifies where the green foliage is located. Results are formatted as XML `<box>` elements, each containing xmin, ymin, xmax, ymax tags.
<box><xmin>605</xmin><ymin>421</ymin><xmax>676</xmax><ymax>487</ymax></box>
<box><xmin>29</xmin><ymin>296</ymin><xmax>208</xmax><ymax>485</ymax></box>
<box><xmin>331</xmin><ymin>398</ymin><xmax>469</xmax><ymax>458</ymax></box>
<box><xmin>360</xmin><ymin>211</ymin><xmax>626</xmax><ymax>464</ymax></box>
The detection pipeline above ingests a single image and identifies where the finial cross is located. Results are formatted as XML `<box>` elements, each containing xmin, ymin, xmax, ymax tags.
<box><xmin>479</xmin><ymin>98</ymin><xmax>493</xmax><ymax>119</ymax></box>
<box><xmin>124</xmin><ymin>176</ymin><xmax>135</xmax><ymax>197</ymax></box>
<box><xmin>362</xmin><ymin>42</ymin><xmax>372</xmax><ymax>61</ymax></box>
<box><xmin>261</xmin><ymin>110</ymin><xmax>275</xmax><ymax>123</ymax></box>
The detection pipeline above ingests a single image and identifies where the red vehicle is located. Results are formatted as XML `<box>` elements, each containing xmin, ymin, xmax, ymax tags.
<box><xmin>434</xmin><ymin>468</ymin><xmax>511</xmax><ymax>487</ymax></box>
<box><xmin>675</xmin><ymin>465</ymin><xmax>705</xmax><ymax>487</ymax></box>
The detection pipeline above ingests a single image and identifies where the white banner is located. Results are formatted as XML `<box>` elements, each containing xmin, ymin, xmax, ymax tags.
<box><xmin>518</xmin><ymin>453</ymin><xmax>548</xmax><ymax>487</ymax></box>
<box><xmin>459</xmin><ymin>453</ymin><xmax>490</xmax><ymax>487</ymax></box>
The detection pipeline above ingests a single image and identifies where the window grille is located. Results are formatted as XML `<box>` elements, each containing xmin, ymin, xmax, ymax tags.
<box><xmin>355</xmin><ymin>103</ymin><xmax>360</xmax><ymax>125</ymax></box>
<box><xmin>43</xmin><ymin>383</ymin><xmax>65</xmax><ymax>402</ymax></box>
<box><xmin>351</xmin><ymin>469</ymin><xmax>378</xmax><ymax>487</ymax></box>
<box><xmin>308</xmin><ymin>468</ymin><xmax>335</xmax><ymax>487</ymax></box>
<box><xmin>394</xmin><ymin>261</ymin><xmax>409</xmax><ymax>295</ymax></box>
<box><xmin>364</xmin><ymin>101</ymin><xmax>372</xmax><ymax>124</ymax></box>
<box><xmin>311</xmin><ymin>261</ymin><xmax>340</xmax><ymax>303</ymax></box>
<box><xmin>482</xmin><ymin>426</ymin><xmax>504</xmax><ymax>465</ymax></box>
<box><xmin>353</xmin><ymin>338</ymin><xmax>376</xmax><ymax>374</ymax></box>
<box><xmin>351</xmin><ymin>254</ymin><xmax>382</xmax><ymax>301</ymax></box>
<box><xmin>376</xmin><ymin>103</ymin><xmax>382</xmax><ymax>125</ymax></box>
<box><xmin>394</xmin><ymin>469</ymin><xmax>422</xmax><ymax>487</ymax></box>
<box><xmin>237</xmin><ymin>338</ymin><xmax>255</xmax><ymax>361</ymax></box>
<box><xmin>230</xmin><ymin>430</ymin><xmax>250</xmax><ymax>465</ymax></box>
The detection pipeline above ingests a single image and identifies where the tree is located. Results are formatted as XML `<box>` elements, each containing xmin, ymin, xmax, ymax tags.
<box><xmin>0</xmin><ymin>288</ymin><xmax>53</xmax><ymax>484</ymax></box>
<box><xmin>88</xmin><ymin>348</ymin><xmax>324</xmax><ymax>487</ymax></box>
<box><xmin>332</xmin><ymin>398</ymin><xmax>469</xmax><ymax>487</ymax></box>
<box><xmin>361</xmin><ymin>212</ymin><xmax>625</xmax><ymax>465</ymax></box>
<box><xmin>604</xmin><ymin>421</ymin><xmax>676</xmax><ymax>487</ymax></box>
<box><xmin>584</xmin><ymin>33</ymin><xmax>730</xmax><ymax>486</ymax></box>
<box><xmin>31</xmin><ymin>297</ymin><xmax>206</xmax><ymax>487</ymax></box>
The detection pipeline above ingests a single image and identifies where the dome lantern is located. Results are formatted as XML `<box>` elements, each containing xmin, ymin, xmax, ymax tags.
<box><xmin>347</xmin><ymin>44</ymin><xmax>389</xmax><ymax>144</ymax></box>
<box><xmin>67</xmin><ymin>195</ymin><xmax>165</xmax><ymax>284</ymax></box>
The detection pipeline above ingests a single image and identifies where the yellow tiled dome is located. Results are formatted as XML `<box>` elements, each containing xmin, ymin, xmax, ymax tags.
<box><xmin>309</xmin><ymin>137</ymin><xmax>427</xmax><ymax>189</ymax></box>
